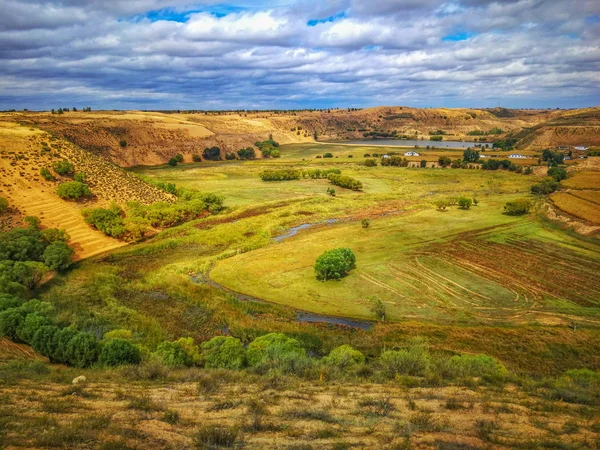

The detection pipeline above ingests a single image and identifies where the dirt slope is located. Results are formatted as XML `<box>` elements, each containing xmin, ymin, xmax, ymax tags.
<box><xmin>0</xmin><ymin>119</ymin><xmax>171</xmax><ymax>259</ymax></box>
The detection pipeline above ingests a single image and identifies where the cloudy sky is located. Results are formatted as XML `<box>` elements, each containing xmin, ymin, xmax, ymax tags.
<box><xmin>1</xmin><ymin>0</ymin><xmax>599</xmax><ymax>110</ymax></box>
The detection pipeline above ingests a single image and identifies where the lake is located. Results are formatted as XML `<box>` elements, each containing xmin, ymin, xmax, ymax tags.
<box><xmin>338</xmin><ymin>139</ymin><xmax>485</xmax><ymax>149</ymax></box>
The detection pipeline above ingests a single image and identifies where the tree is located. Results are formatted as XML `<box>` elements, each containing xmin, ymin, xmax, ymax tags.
<box><xmin>361</xmin><ymin>218</ymin><xmax>370</xmax><ymax>229</ymax></box>
<box><xmin>56</xmin><ymin>182</ymin><xmax>92</xmax><ymax>200</ymax></box>
<box><xmin>237</xmin><ymin>147</ymin><xmax>255</xmax><ymax>159</ymax></box>
<box><xmin>504</xmin><ymin>199</ymin><xmax>533</xmax><ymax>215</ymax></box>
<box><xmin>327</xmin><ymin>187</ymin><xmax>336</xmax><ymax>196</ymax></box>
<box><xmin>82</xmin><ymin>203</ymin><xmax>125</xmax><ymax>238</ymax></box>
<box><xmin>203</xmin><ymin>146</ymin><xmax>221</xmax><ymax>161</ymax></box>
<box><xmin>438</xmin><ymin>156</ymin><xmax>451</xmax><ymax>167</ymax></box>
<box><xmin>323</xmin><ymin>153</ymin><xmax>334</xmax><ymax>158</ymax></box>
<box><xmin>435</xmin><ymin>199</ymin><xmax>448</xmax><ymax>211</ymax></box>
<box><xmin>364</xmin><ymin>159</ymin><xmax>377</xmax><ymax>167</ymax></box>
<box><xmin>463</xmin><ymin>149</ymin><xmax>480</xmax><ymax>163</ymax></box>
<box><xmin>314</xmin><ymin>248</ymin><xmax>356</xmax><ymax>281</ymax></box>
<box><xmin>119</xmin><ymin>140</ymin><xmax>127</xmax><ymax>148</ymax></box>
<box><xmin>420</xmin><ymin>160</ymin><xmax>427</xmax><ymax>168</ymax></box>
<box><xmin>175</xmin><ymin>153</ymin><xmax>184</xmax><ymax>163</ymax></box>
<box><xmin>99</xmin><ymin>339</ymin><xmax>141</xmax><ymax>366</ymax></box>
<box><xmin>201</xmin><ymin>336</ymin><xmax>246</xmax><ymax>369</ymax></box>
<box><xmin>156</xmin><ymin>340</ymin><xmax>193</xmax><ymax>366</ymax></box>
<box><xmin>0</xmin><ymin>197</ymin><xmax>8</xmax><ymax>213</ymax></box>
<box><xmin>531</xmin><ymin>178</ymin><xmax>559</xmax><ymax>195</ymax></box>
<box><xmin>43</xmin><ymin>241</ymin><xmax>74</xmax><ymax>271</ymax></box>
<box><xmin>168</xmin><ymin>158</ymin><xmax>178</xmax><ymax>167</ymax></box>
<box><xmin>192</xmin><ymin>153</ymin><xmax>202</xmax><ymax>162</ymax></box>
<box><xmin>0</xmin><ymin>308</ymin><xmax>25</xmax><ymax>340</ymax></box>
<box><xmin>458</xmin><ymin>197</ymin><xmax>472</xmax><ymax>210</ymax></box>
<box><xmin>17</xmin><ymin>312</ymin><xmax>50</xmax><ymax>343</ymax></box>
<box><xmin>548</xmin><ymin>166</ymin><xmax>567</xmax><ymax>181</ymax></box>
<box><xmin>324</xmin><ymin>345</ymin><xmax>365</xmax><ymax>369</ymax></box>
<box><xmin>52</xmin><ymin>327</ymin><xmax>78</xmax><ymax>363</ymax></box>
<box><xmin>31</xmin><ymin>325</ymin><xmax>60</xmax><ymax>358</ymax></box>
<box><xmin>65</xmin><ymin>332</ymin><xmax>100</xmax><ymax>368</ymax></box>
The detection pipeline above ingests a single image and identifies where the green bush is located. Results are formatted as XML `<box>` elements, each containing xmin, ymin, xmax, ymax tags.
<box><xmin>65</xmin><ymin>332</ymin><xmax>100</xmax><ymax>368</ymax></box>
<box><xmin>31</xmin><ymin>325</ymin><xmax>60</xmax><ymax>358</ymax></box>
<box><xmin>364</xmin><ymin>159</ymin><xmax>377</xmax><ymax>167</ymax></box>
<box><xmin>155</xmin><ymin>340</ymin><xmax>193</xmax><ymax>367</ymax></box>
<box><xmin>259</xmin><ymin>169</ymin><xmax>301</xmax><ymax>182</ymax></box>
<box><xmin>73</xmin><ymin>172</ymin><xmax>86</xmax><ymax>183</ymax></box>
<box><xmin>201</xmin><ymin>336</ymin><xmax>246</xmax><ymax>369</ymax></box>
<box><xmin>40</xmin><ymin>167</ymin><xmax>55</xmax><ymax>181</ymax></box>
<box><xmin>0</xmin><ymin>197</ymin><xmax>8</xmax><ymax>213</ymax></box>
<box><xmin>51</xmin><ymin>327</ymin><xmax>79</xmax><ymax>364</ymax></box>
<box><xmin>457</xmin><ymin>197</ymin><xmax>472</xmax><ymax>210</ymax></box>
<box><xmin>504</xmin><ymin>199</ymin><xmax>533</xmax><ymax>215</ymax></box>
<box><xmin>52</xmin><ymin>160</ymin><xmax>74</xmax><ymax>176</ymax></box>
<box><xmin>168</xmin><ymin>158</ymin><xmax>178</xmax><ymax>167</ymax></box>
<box><xmin>548</xmin><ymin>166</ymin><xmax>567</xmax><ymax>181</ymax></box>
<box><xmin>237</xmin><ymin>147</ymin><xmax>255</xmax><ymax>159</ymax></box>
<box><xmin>43</xmin><ymin>241</ymin><xmax>74</xmax><ymax>271</ymax></box>
<box><xmin>82</xmin><ymin>203</ymin><xmax>125</xmax><ymax>238</ymax></box>
<box><xmin>99</xmin><ymin>339</ymin><xmax>141</xmax><ymax>366</ymax></box>
<box><xmin>192</xmin><ymin>153</ymin><xmax>202</xmax><ymax>162</ymax></box>
<box><xmin>328</xmin><ymin>174</ymin><xmax>362</xmax><ymax>190</ymax></box>
<box><xmin>379</xmin><ymin>344</ymin><xmax>430</xmax><ymax>377</ymax></box>
<box><xmin>314</xmin><ymin>248</ymin><xmax>356</xmax><ymax>281</ymax></box>
<box><xmin>56</xmin><ymin>182</ymin><xmax>92</xmax><ymax>200</ymax></box>
<box><xmin>0</xmin><ymin>294</ymin><xmax>21</xmax><ymax>312</ymax></box>
<box><xmin>119</xmin><ymin>140</ymin><xmax>127</xmax><ymax>148</ymax></box>
<box><xmin>323</xmin><ymin>153</ymin><xmax>334</xmax><ymax>158</ymax></box>
<box><xmin>16</xmin><ymin>312</ymin><xmax>50</xmax><ymax>343</ymax></box>
<box><xmin>324</xmin><ymin>345</ymin><xmax>365</xmax><ymax>369</ymax></box>
<box><xmin>203</xmin><ymin>146</ymin><xmax>221</xmax><ymax>160</ymax></box>
<box><xmin>246</xmin><ymin>333</ymin><xmax>306</xmax><ymax>369</ymax></box>
<box><xmin>531</xmin><ymin>178</ymin><xmax>559</xmax><ymax>195</ymax></box>
<box><xmin>449</xmin><ymin>354</ymin><xmax>508</xmax><ymax>381</ymax></box>
<box><xmin>175</xmin><ymin>153</ymin><xmax>184</xmax><ymax>163</ymax></box>
<box><xmin>0</xmin><ymin>308</ymin><xmax>26</xmax><ymax>341</ymax></box>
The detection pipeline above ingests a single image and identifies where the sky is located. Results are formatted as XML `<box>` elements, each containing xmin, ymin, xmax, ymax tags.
<box><xmin>1</xmin><ymin>0</ymin><xmax>599</xmax><ymax>110</ymax></box>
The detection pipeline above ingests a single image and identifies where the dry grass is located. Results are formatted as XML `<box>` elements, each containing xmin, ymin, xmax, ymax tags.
<box><xmin>551</xmin><ymin>192</ymin><xmax>600</xmax><ymax>224</ymax></box>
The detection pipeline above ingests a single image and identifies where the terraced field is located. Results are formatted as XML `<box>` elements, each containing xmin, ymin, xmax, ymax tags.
<box><xmin>211</xmin><ymin>200</ymin><xmax>600</xmax><ymax>326</ymax></box>
<box><xmin>551</xmin><ymin>192</ymin><xmax>600</xmax><ymax>224</ymax></box>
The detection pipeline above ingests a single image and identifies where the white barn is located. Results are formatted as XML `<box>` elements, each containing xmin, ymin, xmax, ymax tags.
<box><xmin>508</xmin><ymin>154</ymin><xmax>527</xmax><ymax>159</ymax></box>
<box><xmin>574</xmin><ymin>146</ymin><xmax>589</xmax><ymax>151</ymax></box>
<box><xmin>404</xmin><ymin>151</ymin><xmax>420</xmax><ymax>157</ymax></box>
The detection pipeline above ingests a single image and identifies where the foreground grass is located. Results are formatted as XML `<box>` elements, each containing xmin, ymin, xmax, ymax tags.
<box><xmin>2</xmin><ymin>358</ymin><xmax>599</xmax><ymax>450</ymax></box>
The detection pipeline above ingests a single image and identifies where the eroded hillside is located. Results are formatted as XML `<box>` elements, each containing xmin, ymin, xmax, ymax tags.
<box><xmin>0</xmin><ymin>119</ymin><xmax>172</xmax><ymax>258</ymax></box>
<box><xmin>11</xmin><ymin>107</ymin><xmax>599</xmax><ymax>168</ymax></box>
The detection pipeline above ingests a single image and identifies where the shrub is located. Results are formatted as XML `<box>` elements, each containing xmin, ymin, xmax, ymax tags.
<box><xmin>168</xmin><ymin>158</ymin><xmax>178</xmax><ymax>167</ymax></box>
<box><xmin>155</xmin><ymin>339</ymin><xmax>193</xmax><ymax>367</ymax></box>
<box><xmin>438</xmin><ymin>156</ymin><xmax>451</xmax><ymax>167</ymax></box>
<box><xmin>259</xmin><ymin>169</ymin><xmax>301</xmax><ymax>182</ymax></box>
<box><xmin>361</xmin><ymin>218</ymin><xmax>370</xmax><ymax>229</ymax></box>
<box><xmin>247</xmin><ymin>333</ymin><xmax>306</xmax><ymax>369</ymax></box>
<box><xmin>43</xmin><ymin>241</ymin><xmax>74</xmax><ymax>271</ymax></box>
<box><xmin>51</xmin><ymin>327</ymin><xmax>79</xmax><ymax>363</ymax></box>
<box><xmin>504</xmin><ymin>199</ymin><xmax>533</xmax><ymax>215</ymax></box>
<box><xmin>52</xmin><ymin>160</ymin><xmax>74</xmax><ymax>176</ymax></box>
<box><xmin>457</xmin><ymin>197</ymin><xmax>472</xmax><ymax>210</ymax></box>
<box><xmin>449</xmin><ymin>354</ymin><xmax>508</xmax><ymax>381</ymax></box>
<box><xmin>175</xmin><ymin>153</ymin><xmax>184</xmax><ymax>162</ymax></box>
<box><xmin>327</xmin><ymin>187</ymin><xmax>336</xmax><ymax>196</ymax></box>
<box><xmin>193</xmin><ymin>425</ymin><xmax>239</xmax><ymax>449</ymax></box>
<box><xmin>0</xmin><ymin>294</ymin><xmax>21</xmax><ymax>312</ymax></box>
<box><xmin>65</xmin><ymin>332</ymin><xmax>100</xmax><ymax>368</ymax></box>
<box><xmin>0</xmin><ymin>197</ymin><xmax>8</xmax><ymax>213</ymax></box>
<box><xmin>237</xmin><ymin>147</ymin><xmax>255</xmax><ymax>159</ymax></box>
<box><xmin>531</xmin><ymin>178</ymin><xmax>559</xmax><ymax>195</ymax></box>
<box><xmin>548</xmin><ymin>166</ymin><xmax>567</xmax><ymax>181</ymax></box>
<box><xmin>314</xmin><ymin>248</ymin><xmax>356</xmax><ymax>281</ymax></box>
<box><xmin>57</xmin><ymin>182</ymin><xmax>92</xmax><ymax>200</ymax></box>
<box><xmin>31</xmin><ymin>325</ymin><xmax>60</xmax><ymax>358</ymax></box>
<box><xmin>420</xmin><ymin>160</ymin><xmax>427</xmax><ymax>168</ymax></box>
<box><xmin>364</xmin><ymin>159</ymin><xmax>377</xmax><ymax>167</ymax></box>
<box><xmin>379</xmin><ymin>342</ymin><xmax>430</xmax><ymax>377</ymax></box>
<box><xmin>328</xmin><ymin>174</ymin><xmax>362</xmax><ymax>191</ymax></box>
<box><xmin>99</xmin><ymin>339</ymin><xmax>141</xmax><ymax>367</ymax></box>
<box><xmin>82</xmin><ymin>203</ymin><xmax>125</xmax><ymax>238</ymax></box>
<box><xmin>192</xmin><ymin>153</ymin><xmax>202</xmax><ymax>162</ymax></box>
<box><xmin>203</xmin><ymin>146</ymin><xmax>221</xmax><ymax>160</ymax></box>
<box><xmin>16</xmin><ymin>312</ymin><xmax>50</xmax><ymax>343</ymax></box>
<box><xmin>0</xmin><ymin>308</ymin><xmax>25</xmax><ymax>341</ymax></box>
<box><xmin>40</xmin><ymin>167</ymin><xmax>54</xmax><ymax>181</ymax></box>
<box><xmin>201</xmin><ymin>336</ymin><xmax>246</xmax><ymax>369</ymax></box>
<box><xmin>73</xmin><ymin>172</ymin><xmax>86</xmax><ymax>183</ymax></box>
<box><xmin>119</xmin><ymin>140</ymin><xmax>127</xmax><ymax>148</ymax></box>
<box><xmin>323</xmin><ymin>153</ymin><xmax>334</xmax><ymax>158</ymax></box>
<box><xmin>225</xmin><ymin>152</ymin><xmax>237</xmax><ymax>160</ymax></box>
<box><xmin>324</xmin><ymin>345</ymin><xmax>365</xmax><ymax>369</ymax></box>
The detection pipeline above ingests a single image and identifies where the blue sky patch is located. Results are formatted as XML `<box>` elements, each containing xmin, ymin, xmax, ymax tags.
<box><xmin>136</xmin><ymin>4</ymin><xmax>248</xmax><ymax>23</ymax></box>
<box><xmin>307</xmin><ymin>12</ymin><xmax>346</xmax><ymax>27</ymax></box>
<box><xmin>442</xmin><ymin>31</ymin><xmax>477</xmax><ymax>42</ymax></box>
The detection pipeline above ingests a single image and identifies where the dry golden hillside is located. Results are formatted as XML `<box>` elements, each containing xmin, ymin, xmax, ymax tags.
<box><xmin>0</xmin><ymin>119</ymin><xmax>172</xmax><ymax>258</ymax></box>
<box><xmin>11</xmin><ymin>107</ymin><xmax>599</xmax><ymax>168</ymax></box>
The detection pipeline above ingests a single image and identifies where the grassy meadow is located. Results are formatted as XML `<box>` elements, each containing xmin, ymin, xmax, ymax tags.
<box><xmin>33</xmin><ymin>144</ymin><xmax>599</xmax><ymax>377</ymax></box>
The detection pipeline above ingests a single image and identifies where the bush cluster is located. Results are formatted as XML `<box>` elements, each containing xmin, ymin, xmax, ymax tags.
<box><xmin>57</xmin><ymin>181</ymin><xmax>92</xmax><ymax>200</ymax></box>
<box><xmin>237</xmin><ymin>147</ymin><xmax>255</xmax><ymax>159</ymax></box>
<box><xmin>52</xmin><ymin>160</ymin><xmax>74</xmax><ymax>176</ymax></box>
<box><xmin>381</xmin><ymin>156</ymin><xmax>409</xmax><ymax>167</ymax></box>
<box><xmin>302</xmin><ymin>168</ymin><xmax>341</xmax><ymax>179</ymax></box>
<box><xmin>259</xmin><ymin>169</ymin><xmax>301</xmax><ymax>181</ymax></box>
<box><xmin>504</xmin><ymin>199</ymin><xmax>533</xmax><ymax>215</ymax></box>
<box><xmin>328</xmin><ymin>174</ymin><xmax>362</xmax><ymax>191</ymax></box>
<box><xmin>531</xmin><ymin>178</ymin><xmax>559</xmax><ymax>195</ymax></box>
<box><xmin>255</xmin><ymin>140</ymin><xmax>280</xmax><ymax>158</ymax></box>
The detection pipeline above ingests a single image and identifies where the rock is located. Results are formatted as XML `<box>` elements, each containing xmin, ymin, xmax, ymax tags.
<box><xmin>72</xmin><ymin>375</ymin><xmax>87</xmax><ymax>385</ymax></box>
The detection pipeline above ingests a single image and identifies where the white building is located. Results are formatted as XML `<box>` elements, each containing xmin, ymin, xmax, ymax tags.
<box><xmin>508</xmin><ymin>154</ymin><xmax>527</xmax><ymax>159</ymax></box>
<box><xmin>574</xmin><ymin>146</ymin><xmax>589</xmax><ymax>151</ymax></box>
<box><xmin>404</xmin><ymin>151</ymin><xmax>420</xmax><ymax>157</ymax></box>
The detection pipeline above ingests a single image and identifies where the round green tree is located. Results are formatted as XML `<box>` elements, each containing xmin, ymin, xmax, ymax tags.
<box><xmin>314</xmin><ymin>248</ymin><xmax>356</xmax><ymax>281</ymax></box>
<box><xmin>201</xmin><ymin>336</ymin><xmax>246</xmax><ymax>369</ymax></box>
<box><xmin>99</xmin><ymin>339</ymin><xmax>141</xmax><ymax>366</ymax></box>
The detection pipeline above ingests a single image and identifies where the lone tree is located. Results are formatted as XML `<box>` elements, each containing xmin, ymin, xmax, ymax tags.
<box><xmin>504</xmin><ymin>198</ymin><xmax>533</xmax><ymax>215</ymax></box>
<box><xmin>314</xmin><ymin>248</ymin><xmax>356</xmax><ymax>281</ymax></box>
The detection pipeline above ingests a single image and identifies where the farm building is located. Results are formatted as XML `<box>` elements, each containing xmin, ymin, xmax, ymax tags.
<box><xmin>404</xmin><ymin>151</ymin><xmax>420</xmax><ymax>156</ymax></box>
<box><xmin>508</xmin><ymin>154</ymin><xmax>527</xmax><ymax>159</ymax></box>
<box><xmin>557</xmin><ymin>146</ymin><xmax>570</xmax><ymax>150</ymax></box>
<box><xmin>574</xmin><ymin>146</ymin><xmax>589</xmax><ymax>151</ymax></box>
